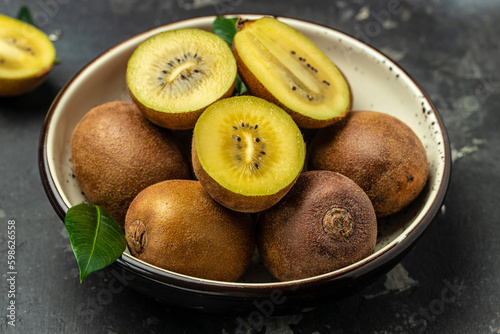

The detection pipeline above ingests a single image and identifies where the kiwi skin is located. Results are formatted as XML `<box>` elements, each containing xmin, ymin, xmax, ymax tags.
<box><xmin>125</xmin><ymin>180</ymin><xmax>256</xmax><ymax>282</ymax></box>
<box><xmin>309</xmin><ymin>110</ymin><xmax>429</xmax><ymax>218</ymax></box>
<box><xmin>71</xmin><ymin>101</ymin><xmax>191</xmax><ymax>227</ymax></box>
<box><xmin>0</xmin><ymin>66</ymin><xmax>53</xmax><ymax>97</ymax></box>
<box><xmin>256</xmin><ymin>170</ymin><xmax>377</xmax><ymax>282</ymax></box>
<box><xmin>191</xmin><ymin>136</ymin><xmax>302</xmax><ymax>213</ymax></box>
<box><xmin>129</xmin><ymin>78</ymin><xmax>235</xmax><ymax>130</ymax></box>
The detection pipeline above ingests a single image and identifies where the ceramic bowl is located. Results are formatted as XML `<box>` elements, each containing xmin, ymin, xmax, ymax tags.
<box><xmin>39</xmin><ymin>15</ymin><xmax>451</xmax><ymax>315</ymax></box>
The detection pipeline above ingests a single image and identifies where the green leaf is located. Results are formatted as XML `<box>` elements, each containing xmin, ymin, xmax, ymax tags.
<box><xmin>64</xmin><ymin>204</ymin><xmax>126</xmax><ymax>283</ymax></box>
<box><xmin>16</xmin><ymin>5</ymin><xmax>35</xmax><ymax>26</ymax></box>
<box><xmin>212</xmin><ymin>16</ymin><xmax>238</xmax><ymax>48</ymax></box>
<box><xmin>234</xmin><ymin>74</ymin><xmax>248</xmax><ymax>96</ymax></box>
<box><xmin>212</xmin><ymin>16</ymin><xmax>248</xmax><ymax>96</ymax></box>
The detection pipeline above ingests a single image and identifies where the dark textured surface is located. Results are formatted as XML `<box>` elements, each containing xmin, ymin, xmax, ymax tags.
<box><xmin>1</xmin><ymin>0</ymin><xmax>499</xmax><ymax>333</ymax></box>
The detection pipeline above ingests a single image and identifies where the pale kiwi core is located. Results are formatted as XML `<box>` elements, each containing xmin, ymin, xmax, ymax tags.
<box><xmin>0</xmin><ymin>14</ymin><xmax>55</xmax><ymax>79</ymax></box>
<box><xmin>127</xmin><ymin>28</ymin><xmax>237</xmax><ymax>114</ymax></box>
<box><xmin>194</xmin><ymin>96</ymin><xmax>305</xmax><ymax>196</ymax></box>
<box><xmin>234</xmin><ymin>17</ymin><xmax>350</xmax><ymax>122</ymax></box>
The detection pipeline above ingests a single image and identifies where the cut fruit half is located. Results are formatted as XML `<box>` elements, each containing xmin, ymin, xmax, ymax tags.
<box><xmin>127</xmin><ymin>28</ymin><xmax>237</xmax><ymax>129</ymax></box>
<box><xmin>233</xmin><ymin>17</ymin><xmax>351</xmax><ymax>128</ymax></box>
<box><xmin>0</xmin><ymin>14</ymin><xmax>56</xmax><ymax>97</ymax></box>
<box><xmin>192</xmin><ymin>95</ymin><xmax>306</xmax><ymax>212</ymax></box>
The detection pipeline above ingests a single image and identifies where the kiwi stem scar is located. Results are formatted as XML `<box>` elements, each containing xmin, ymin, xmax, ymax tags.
<box><xmin>129</xmin><ymin>220</ymin><xmax>147</xmax><ymax>253</ymax></box>
<box><xmin>322</xmin><ymin>207</ymin><xmax>354</xmax><ymax>240</ymax></box>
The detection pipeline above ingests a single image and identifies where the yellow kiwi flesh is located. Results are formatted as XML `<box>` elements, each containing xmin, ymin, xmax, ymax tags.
<box><xmin>127</xmin><ymin>28</ymin><xmax>237</xmax><ymax>129</ymax></box>
<box><xmin>233</xmin><ymin>17</ymin><xmax>351</xmax><ymax>128</ymax></box>
<box><xmin>192</xmin><ymin>95</ymin><xmax>306</xmax><ymax>212</ymax></box>
<box><xmin>0</xmin><ymin>14</ymin><xmax>56</xmax><ymax>96</ymax></box>
<box><xmin>125</xmin><ymin>180</ymin><xmax>255</xmax><ymax>282</ymax></box>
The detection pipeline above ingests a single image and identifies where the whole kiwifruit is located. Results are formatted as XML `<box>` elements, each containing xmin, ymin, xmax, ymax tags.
<box><xmin>191</xmin><ymin>95</ymin><xmax>306</xmax><ymax>213</ymax></box>
<box><xmin>233</xmin><ymin>17</ymin><xmax>351</xmax><ymax>128</ymax></box>
<box><xmin>127</xmin><ymin>28</ymin><xmax>237</xmax><ymax>130</ymax></box>
<box><xmin>256</xmin><ymin>170</ymin><xmax>377</xmax><ymax>281</ymax></box>
<box><xmin>309</xmin><ymin>110</ymin><xmax>429</xmax><ymax>218</ymax></box>
<box><xmin>71</xmin><ymin>101</ymin><xmax>191</xmax><ymax>226</ymax></box>
<box><xmin>125</xmin><ymin>179</ymin><xmax>255</xmax><ymax>282</ymax></box>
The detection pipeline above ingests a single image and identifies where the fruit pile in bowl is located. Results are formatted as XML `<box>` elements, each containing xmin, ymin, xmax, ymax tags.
<box><xmin>39</xmin><ymin>15</ymin><xmax>451</xmax><ymax>314</ymax></box>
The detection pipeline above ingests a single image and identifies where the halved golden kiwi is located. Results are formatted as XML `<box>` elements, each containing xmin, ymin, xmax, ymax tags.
<box><xmin>192</xmin><ymin>95</ymin><xmax>306</xmax><ymax>213</ymax></box>
<box><xmin>0</xmin><ymin>14</ymin><xmax>56</xmax><ymax>97</ymax></box>
<box><xmin>127</xmin><ymin>28</ymin><xmax>237</xmax><ymax>129</ymax></box>
<box><xmin>233</xmin><ymin>17</ymin><xmax>351</xmax><ymax>128</ymax></box>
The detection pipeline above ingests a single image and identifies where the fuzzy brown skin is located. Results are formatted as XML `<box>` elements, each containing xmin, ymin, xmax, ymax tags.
<box><xmin>309</xmin><ymin>110</ymin><xmax>429</xmax><ymax>218</ymax></box>
<box><xmin>71</xmin><ymin>101</ymin><xmax>192</xmax><ymax>227</ymax></box>
<box><xmin>256</xmin><ymin>170</ymin><xmax>377</xmax><ymax>282</ymax></box>
<box><xmin>124</xmin><ymin>180</ymin><xmax>255</xmax><ymax>282</ymax></box>
<box><xmin>128</xmin><ymin>77</ymin><xmax>235</xmax><ymax>130</ymax></box>
<box><xmin>0</xmin><ymin>65</ymin><xmax>53</xmax><ymax>97</ymax></box>
<box><xmin>232</xmin><ymin>20</ymin><xmax>351</xmax><ymax>129</ymax></box>
<box><xmin>191</xmin><ymin>139</ymin><xmax>300</xmax><ymax>213</ymax></box>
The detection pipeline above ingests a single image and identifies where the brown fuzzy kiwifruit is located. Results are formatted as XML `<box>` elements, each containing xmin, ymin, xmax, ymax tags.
<box><xmin>125</xmin><ymin>180</ymin><xmax>255</xmax><ymax>282</ymax></box>
<box><xmin>71</xmin><ymin>101</ymin><xmax>191</xmax><ymax>226</ymax></box>
<box><xmin>256</xmin><ymin>170</ymin><xmax>377</xmax><ymax>282</ymax></box>
<box><xmin>309</xmin><ymin>110</ymin><xmax>429</xmax><ymax>218</ymax></box>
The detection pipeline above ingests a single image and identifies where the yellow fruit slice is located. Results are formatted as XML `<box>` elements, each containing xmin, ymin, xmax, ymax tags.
<box><xmin>192</xmin><ymin>95</ymin><xmax>306</xmax><ymax>212</ymax></box>
<box><xmin>233</xmin><ymin>17</ymin><xmax>351</xmax><ymax>128</ymax></box>
<box><xmin>127</xmin><ymin>28</ymin><xmax>237</xmax><ymax>129</ymax></box>
<box><xmin>0</xmin><ymin>14</ymin><xmax>56</xmax><ymax>96</ymax></box>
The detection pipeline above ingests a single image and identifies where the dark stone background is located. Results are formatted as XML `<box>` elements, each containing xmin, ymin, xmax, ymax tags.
<box><xmin>1</xmin><ymin>0</ymin><xmax>499</xmax><ymax>333</ymax></box>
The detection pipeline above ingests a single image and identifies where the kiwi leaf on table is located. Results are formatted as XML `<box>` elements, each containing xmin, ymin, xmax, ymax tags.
<box><xmin>64</xmin><ymin>204</ymin><xmax>126</xmax><ymax>283</ymax></box>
